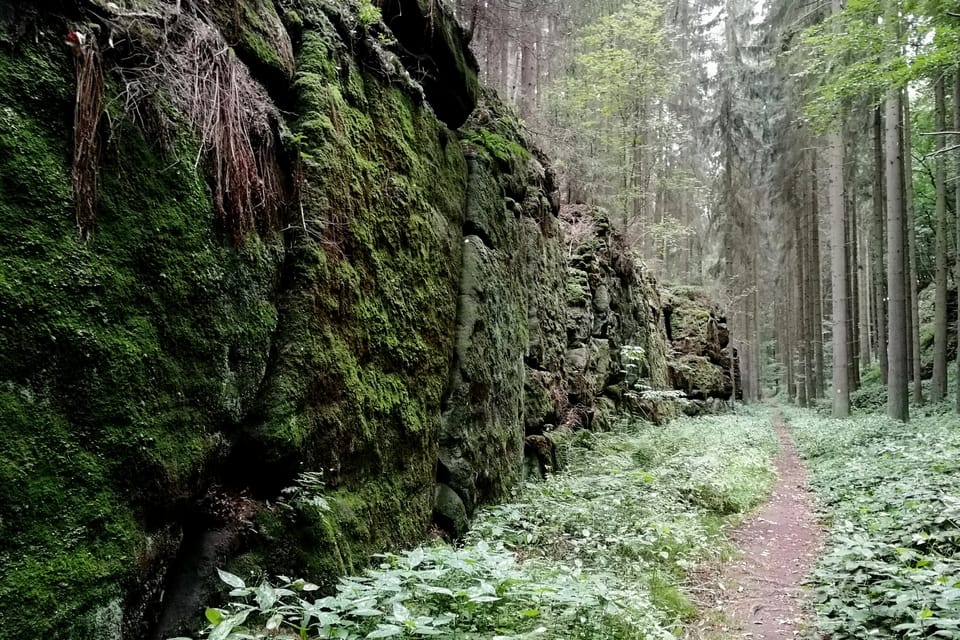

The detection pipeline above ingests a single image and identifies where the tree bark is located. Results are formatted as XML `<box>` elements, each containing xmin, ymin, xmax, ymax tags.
<box><xmin>932</xmin><ymin>75</ymin><xmax>948</xmax><ymax>402</ymax></box>
<box><xmin>885</xmin><ymin>84</ymin><xmax>908</xmax><ymax>421</ymax></box>
<box><xmin>810</xmin><ymin>152</ymin><xmax>825</xmax><ymax>397</ymax></box>
<box><xmin>860</xmin><ymin>220</ymin><xmax>873</xmax><ymax>367</ymax></box>
<box><xmin>954</xmin><ymin>71</ymin><xmax>960</xmax><ymax>412</ymax></box>
<box><xmin>519</xmin><ymin>0</ymin><xmax>537</xmax><ymax>122</ymax></box>
<box><xmin>785</xmin><ymin>279</ymin><xmax>796</xmax><ymax>400</ymax></box>
<box><xmin>829</xmin><ymin>126</ymin><xmax>850</xmax><ymax>416</ymax></box>
<box><xmin>795</xmin><ymin>198</ymin><xmax>810</xmax><ymax>407</ymax></box>
<box><xmin>873</xmin><ymin>106</ymin><xmax>889</xmax><ymax>383</ymax></box>
<box><xmin>902</xmin><ymin>91</ymin><xmax>923</xmax><ymax>404</ymax></box>
<box><xmin>847</xmin><ymin>179</ymin><xmax>861</xmax><ymax>391</ymax></box>
<box><xmin>796</xmin><ymin>248</ymin><xmax>809</xmax><ymax>407</ymax></box>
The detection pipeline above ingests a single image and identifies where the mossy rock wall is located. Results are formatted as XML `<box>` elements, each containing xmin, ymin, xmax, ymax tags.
<box><xmin>0</xmin><ymin>17</ymin><xmax>284</xmax><ymax>639</ymax></box>
<box><xmin>0</xmin><ymin>2</ymin><xmax>683</xmax><ymax>638</ymax></box>
<box><xmin>438</xmin><ymin>94</ymin><xmax>566</xmax><ymax>524</ymax></box>
<box><xmin>662</xmin><ymin>285</ymin><xmax>736</xmax><ymax>401</ymax></box>
<box><xmin>0</xmin><ymin>1</ymin><xmax>474</xmax><ymax>638</ymax></box>
<box><xmin>557</xmin><ymin>204</ymin><xmax>674</xmax><ymax>428</ymax></box>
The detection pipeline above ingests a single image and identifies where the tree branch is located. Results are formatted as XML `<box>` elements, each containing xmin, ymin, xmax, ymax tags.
<box><xmin>925</xmin><ymin>143</ymin><xmax>960</xmax><ymax>159</ymax></box>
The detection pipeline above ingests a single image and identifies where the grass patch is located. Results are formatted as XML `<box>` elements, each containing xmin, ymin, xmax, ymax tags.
<box><xmin>785</xmin><ymin>407</ymin><xmax>960</xmax><ymax>639</ymax></box>
<box><xmin>178</xmin><ymin>408</ymin><xmax>778</xmax><ymax>639</ymax></box>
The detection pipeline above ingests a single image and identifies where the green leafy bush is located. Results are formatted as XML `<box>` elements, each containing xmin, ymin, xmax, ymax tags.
<box><xmin>787</xmin><ymin>409</ymin><xmax>960</xmax><ymax>639</ymax></box>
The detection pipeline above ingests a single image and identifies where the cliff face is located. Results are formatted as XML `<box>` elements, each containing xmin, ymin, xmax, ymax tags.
<box><xmin>0</xmin><ymin>2</ymin><xmax>677</xmax><ymax>638</ymax></box>
<box><xmin>663</xmin><ymin>285</ymin><xmax>739</xmax><ymax>406</ymax></box>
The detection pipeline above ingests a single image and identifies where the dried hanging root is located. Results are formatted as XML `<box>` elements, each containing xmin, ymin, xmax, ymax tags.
<box><xmin>171</xmin><ymin>22</ymin><xmax>282</xmax><ymax>245</ymax></box>
<box><xmin>66</xmin><ymin>30</ymin><xmax>103</xmax><ymax>241</ymax></box>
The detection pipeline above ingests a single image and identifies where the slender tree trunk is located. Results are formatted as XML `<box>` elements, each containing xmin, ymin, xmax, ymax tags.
<box><xmin>933</xmin><ymin>76</ymin><xmax>949</xmax><ymax>402</ymax></box>
<box><xmin>802</xmin><ymin>197</ymin><xmax>815</xmax><ymax>406</ymax></box>
<box><xmin>519</xmin><ymin>0</ymin><xmax>537</xmax><ymax>122</ymax></box>
<box><xmin>742</xmin><ymin>296</ymin><xmax>752</xmax><ymax>403</ymax></box>
<box><xmin>810</xmin><ymin>153</ymin><xmax>825</xmax><ymax>397</ymax></box>
<box><xmin>784</xmin><ymin>269</ymin><xmax>796</xmax><ymax>401</ymax></box>
<box><xmin>829</xmin><ymin>126</ymin><xmax>850</xmax><ymax>416</ymax></box>
<box><xmin>849</xmin><ymin>177</ymin><xmax>862</xmax><ymax>389</ymax></box>
<box><xmin>796</xmin><ymin>251</ymin><xmax>809</xmax><ymax>407</ymax></box>
<box><xmin>843</xmin><ymin>145</ymin><xmax>860</xmax><ymax>392</ymax></box>
<box><xmin>860</xmin><ymin>222</ymin><xmax>873</xmax><ymax>367</ymax></box>
<box><xmin>795</xmin><ymin>202</ymin><xmax>810</xmax><ymax>408</ymax></box>
<box><xmin>954</xmin><ymin>71</ymin><xmax>960</xmax><ymax>412</ymax></box>
<box><xmin>899</xmin><ymin>113</ymin><xmax>915</xmax><ymax>405</ymax></box>
<box><xmin>886</xmin><ymin>83</ymin><xmax>908</xmax><ymax>421</ymax></box>
<box><xmin>903</xmin><ymin>91</ymin><xmax>923</xmax><ymax>404</ymax></box>
<box><xmin>873</xmin><ymin>106</ymin><xmax>889</xmax><ymax>382</ymax></box>
<box><xmin>753</xmin><ymin>255</ymin><xmax>763</xmax><ymax>399</ymax></box>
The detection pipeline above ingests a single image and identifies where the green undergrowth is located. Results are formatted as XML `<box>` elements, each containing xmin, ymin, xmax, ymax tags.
<box><xmin>785</xmin><ymin>407</ymin><xmax>960</xmax><ymax>639</ymax></box>
<box><xmin>848</xmin><ymin>364</ymin><xmax>959</xmax><ymax>415</ymax></box>
<box><xmin>178</xmin><ymin>408</ymin><xmax>777</xmax><ymax>640</ymax></box>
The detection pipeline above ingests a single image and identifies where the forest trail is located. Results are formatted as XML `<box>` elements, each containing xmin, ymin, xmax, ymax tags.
<box><xmin>697</xmin><ymin>411</ymin><xmax>823</xmax><ymax>639</ymax></box>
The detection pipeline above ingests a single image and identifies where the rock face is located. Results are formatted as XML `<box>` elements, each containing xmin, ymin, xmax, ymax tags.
<box><xmin>663</xmin><ymin>285</ymin><xmax>738</xmax><ymax>404</ymax></box>
<box><xmin>438</xmin><ymin>122</ymin><xmax>675</xmax><ymax>523</ymax></box>
<box><xmin>0</xmin><ymin>3</ymin><xmax>675</xmax><ymax>639</ymax></box>
<box><xmin>555</xmin><ymin>205</ymin><xmax>673</xmax><ymax>429</ymax></box>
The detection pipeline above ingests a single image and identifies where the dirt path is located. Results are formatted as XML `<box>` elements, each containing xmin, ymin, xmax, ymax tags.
<box><xmin>694</xmin><ymin>411</ymin><xmax>823</xmax><ymax>639</ymax></box>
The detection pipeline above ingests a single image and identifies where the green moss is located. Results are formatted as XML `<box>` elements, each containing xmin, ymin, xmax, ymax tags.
<box><xmin>566</xmin><ymin>268</ymin><xmax>591</xmax><ymax>306</ymax></box>
<box><xmin>461</xmin><ymin>129</ymin><xmax>530</xmax><ymax>170</ymax></box>
<box><xmin>210</xmin><ymin>0</ymin><xmax>294</xmax><ymax>81</ymax></box>
<box><xmin>243</xmin><ymin>478</ymin><xmax>428</xmax><ymax>591</ymax></box>
<box><xmin>0</xmin><ymin>36</ymin><xmax>282</xmax><ymax>639</ymax></box>
<box><xmin>1</xmin><ymin>2</ymin><xmax>477</xmax><ymax>634</ymax></box>
<box><xmin>234</xmin><ymin>7</ymin><xmax>466</xmax><ymax>584</ymax></box>
<box><xmin>0</xmin><ymin>389</ymin><xmax>139</xmax><ymax>638</ymax></box>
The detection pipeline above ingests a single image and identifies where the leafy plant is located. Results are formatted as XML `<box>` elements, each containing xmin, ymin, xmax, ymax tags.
<box><xmin>279</xmin><ymin>471</ymin><xmax>330</xmax><ymax>513</ymax></box>
<box><xmin>786</xmin><ymin>408</ymin><xmax>960</xmax><ymax>639</ymax></box>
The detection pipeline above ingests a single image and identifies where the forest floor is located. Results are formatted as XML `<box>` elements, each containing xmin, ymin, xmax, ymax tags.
<box><xmin>691</xmin><ymin>411</ymin><xmax>823</xmax><ymax>639</ymax></box>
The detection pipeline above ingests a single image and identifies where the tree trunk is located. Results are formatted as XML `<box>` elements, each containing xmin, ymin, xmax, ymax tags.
<box><xmin>797</xmin><ymin>252</ymin><xmax>809</xmax><ymax>407</ymax></box>
<box><xmin>933</xmin><ymin>75</ymin><xmax>949</xmax><ymax>402</ymax></box>
<box><xmin>519</xmin><ymin>0</ymin><xmax>537</xmax><ymax>122</ymax></box>
<box><xmin>795</xmin><ymin>205</ymin><xmax>810</xmax><ymax>407</ymax></box>
<box><xmin>829</xmin><ymin>126</ymin><xmax>850</xmax><ymax>417</ymax></box>
<box><xmin>742</xmin><ymin>296</ymin><xmax>752</xmax><ymax>403</ymax></box>
<box><xmin>860</xmin><ymin>222</ymin><xmax>873</xmax><ymax>367</ymax></box>
<box><xmin>784</xmin><ymin>268</ymin><xmax>796</xmax><ymax>401</ymax></box>
<box><xmin>846</xmin><ymin>187</ymin><xmax>858</xmax><ymax>390</ymax></box>
<box><xmin>810</xmin><ymin>153</ymin><xmax>825</xmax><ymax>397</ymax></box>
<box><xmin>848</xmin><ymin>175</ymin><xmax>862</xmax><ymax>390</ymax></box>
<box><xmin>903</xmin><ymin>90</ymin><xmax>923</xmax><ymax>404</ymax></box>
<box><xmin>873</xmin><ymin>106</ymin><xmax>889</xmax><ymax>383</ymax></box>
<box><xmin>885</xmin><ymin>84</ymin><xmax>908</xmax><ymax>421</ymax></box>
<box><xmin>900</xmin><ymin>111</ymin><xmax>914</xmax><ymax>405</ymax></box>
<box><xmin>954</xmin><ymin>71</ymin><xmax>960</xmax><ymax>412</ymax></box>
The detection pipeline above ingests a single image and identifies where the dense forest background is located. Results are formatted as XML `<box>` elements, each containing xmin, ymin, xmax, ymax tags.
<box><xmin>452</xmin><ymin>0</ymin><xmax>960</xmax><ymax>418</ymax></box>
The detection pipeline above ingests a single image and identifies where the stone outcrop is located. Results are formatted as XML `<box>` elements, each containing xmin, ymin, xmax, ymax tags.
<box><xmin>663</xmin><ymin>285</ymin><xmax>738</xmax><ymax>406</ymax></box>
<box><xmin>0</xmin><ymin>2</ymin><xmax>690</xmax><ymax>639</ymax></box>
<box><xmin>556</xmin><ymin>205</ymin><xmax>673</xmax><ymax>428</ymax></box>
<box><xmin>436</xmin><ymin>123</ymin><xmax>676</xmax><ymax>529</ymax></box>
